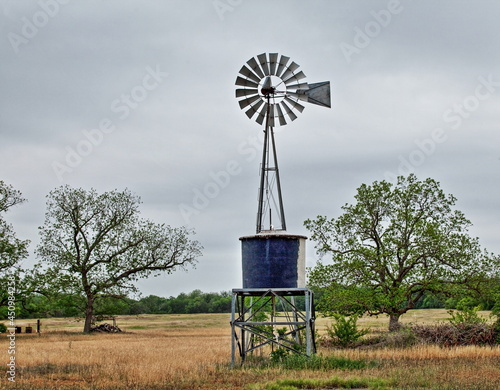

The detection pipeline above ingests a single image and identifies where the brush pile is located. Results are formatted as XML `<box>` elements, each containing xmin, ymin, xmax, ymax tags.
<box><xmin>411</xmin><ymin>323</ymin><xmax>498</xmax><ymax>346</ymax></box>
<box><xmin>90</xmin><ymin>323</ymin><xmax>122</xmax><ymax>333</ymax></box>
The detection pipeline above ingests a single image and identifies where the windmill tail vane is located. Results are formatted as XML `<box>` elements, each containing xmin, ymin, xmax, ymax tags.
<box><xmin>235</xmin><ymin>52</ymin><xmax>331</xmax><ymax>233</ymax></box>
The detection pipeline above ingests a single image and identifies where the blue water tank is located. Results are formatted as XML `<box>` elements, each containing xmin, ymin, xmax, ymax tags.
<box><xmin>240</xmin><ymin>232</ymin><xmax>307</xmax><ymax>288</ymax></box>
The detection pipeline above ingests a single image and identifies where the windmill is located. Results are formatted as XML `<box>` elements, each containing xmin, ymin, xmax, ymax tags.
<box><xmin>235</xmin><ymin>52</ymin><xmax>331</xmax><ymax>233</ymax></box>
<box><xmin>231</xmin><ymin>53</ymin><xmax>331</xmax><ymax>365</ymax></box>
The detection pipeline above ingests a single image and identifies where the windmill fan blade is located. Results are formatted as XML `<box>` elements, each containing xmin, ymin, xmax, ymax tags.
<box><xmin>236</xmin><ymin>88</ymin><xmax>258</xmax><ymax>98</ymax></box>
<box><xmin>246</xmin><ymin>57</ymin><xmax>265</xmax><ymax>79</ymax></box>
<box><xmin>238</xmin><ymin>94</ymin><xmax>261</xmax><ymax>109</ymax></box>
<box><xmin>280</xmin><ymin>62</ymin><xmax>300</xmax><ymax>81</ymax></box>
<box><xmin>236</xmin><ymin>76</ymin><xmax>259</xmax><ymax>88</ymax></box>
<box><xmin>245</xmin><ymin>99</ymin><xmax>264</xmax><ymax>119</ymax></box>
<box><xmin>269</xmin><ymin>53</ymin><xmax>278</xmax><ymax>75</ymax></box>
<box><xmin>238</xmin><ymin>65</ymin><xmax>261</xmax><ymax>83</ymax></box>
<box><xmin>280</xmin><ymin>100</ymin><xmax>298</xmax><ymax>122</ymax></box>
<box><xmin>257</xmin><ymin>53</ymin><xmax>270</xmax><ymax>76</ymax></box>
<box><xmin>275</xmin><ymin>103</ymin><xmax>287</xmax><ymax>126</ymax></box>
<box><xmin>256</xmin><ymin>103</ymin><xmax>268</xmax><ymax>125</ymax></box>
<box><xmin>285</xmin><ymin>82</ymin><xmax>309</xmax><ymax>91</ymax></box>
<box><xmin>283</xmin><ymin>70</ymin><xmax>307</xmax><ymax>85</ymax></box>
<box><xmin>284</xmin><ymin>96</ymin><xmax>305</xmax><ymax>113</ymax></box>
<box><xmin>275</xmin><ymin>55</ymin><xmax>290</xmax><ymax>78</ymax></box>
<box><xmin>305</xmin><ymin>81</ymin><xmax>331</xmax><ymax>108</ymax></box>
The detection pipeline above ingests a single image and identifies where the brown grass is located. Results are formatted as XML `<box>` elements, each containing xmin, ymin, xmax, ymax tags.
<box><xmin>1</xmin><ymin>310</ymin><xmax>499</xmax><ymax>389</ymax></box>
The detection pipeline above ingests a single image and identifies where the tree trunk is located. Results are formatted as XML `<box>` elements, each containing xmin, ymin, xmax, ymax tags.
<box><xmin>388</xmin><ymin>313</ymin><xmax>401</xmax><ymax>332</ymax></box>
<box><xmin>83</xmin><ymin>295</ymin><xmax>95</xmax><ymax>333</ymax></box>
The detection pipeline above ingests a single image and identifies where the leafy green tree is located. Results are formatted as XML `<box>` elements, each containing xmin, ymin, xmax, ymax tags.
<box><xmin>477</xmin><ymin>276</ymin><xmax>500</xmax><ymax>310</ymax></box>
<box><xmin>16</xmin><ymin>293</ymin><xmax>85</xmax><ymax>319</ymax></box>
<box><xmin>209</xmin><ymin>291</ymin><xmax>232</xmax><ymax>313</ymax></box>
<box><xmin>414</xmin><ymin>292</ymin><xmax>444</xmax><ymax>309</ymax></box>
<box><xmin>167</xmin><ymin>292</ymin><xmax>189</xmax><ymax>314</ymax></box>
<box><xmin>0</xmin><ymin>181</ymin><xmax>28</xmax><ymax>268</ymax></box>
<box><xmin>0</xmin><ymin>181</ymin><xmax>29</xmax><ymax>308</ymax></box>
<box><xmin>139</xmin><ymin>295</ymin><xmax>167</xmax><ymax>314</ymax></box>
<box><xmin>35</xmin><ymin>186</ymin><xmax>203</xmax><ymax>333</ymax></box>
<box><xmin>306</xmin><ymin>175</ymin><xmax>497</xmax><ymax>331</ymax></box>
<box><xmin>492</xmin><ymin>278</ymin><xmax>500</xmax><ymax>318</ymax></box>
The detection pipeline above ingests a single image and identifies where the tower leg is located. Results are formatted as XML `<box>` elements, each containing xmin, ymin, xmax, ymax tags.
<box><xmin>230</xmin><ymin>288</ymin><xmax>316</xmax><ymax>365</ymax></box>
<box><xmin>231</xmin><ymin>293</ymin><xmax>237</xmax><ymax>367</ymax></box>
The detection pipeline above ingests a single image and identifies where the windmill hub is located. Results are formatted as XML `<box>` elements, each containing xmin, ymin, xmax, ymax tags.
<box><xmin>260</xmin><ymin>76</ymin><xmax>275</xmax><ymax>96</ymax></box>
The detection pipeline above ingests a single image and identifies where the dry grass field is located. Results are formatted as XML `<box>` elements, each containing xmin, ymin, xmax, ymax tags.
<box><xmin>1</xmin><ymin>310</ymin><xmax>499</xmax><ymax>389</ymax></box>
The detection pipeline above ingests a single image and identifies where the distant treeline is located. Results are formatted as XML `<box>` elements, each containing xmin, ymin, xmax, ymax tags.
<box><xmin>1</xmin><ymin>290</ymin><xmax>233</xmax><ymax>320</ymax></box>
<box><xmin>0</xmin><ymin>288</ymin><xmax>494</xmax><ymax>321</ymax></box>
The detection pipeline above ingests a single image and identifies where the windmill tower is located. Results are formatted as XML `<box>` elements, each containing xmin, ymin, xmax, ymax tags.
<box><xmin>230</xmin><ymin>53</ymin><xmax>331</xmax><ymax>365</ymax></box>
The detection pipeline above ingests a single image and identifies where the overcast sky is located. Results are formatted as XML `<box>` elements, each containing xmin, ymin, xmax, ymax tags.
<box><xmin>1</xmin><ymin>0</ymin><xmax>499</xmax><ymax>298</ymax></box>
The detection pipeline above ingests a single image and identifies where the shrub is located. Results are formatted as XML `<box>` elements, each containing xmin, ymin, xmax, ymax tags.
<box><xmin>270</xmin><ymin>347</ymin><xmax>289</xmax><ymax>363</ymax></box>
<box><xmin>444</xmin><ymin>297</ymin><xmax>458</xmax><ymax>309</ymax></box>
<box><xmin>456</xmin><ymin>297</ymin><xmax>482</xmax><ymax>311</ymax></box>
<box><xmin>326</xmin><ymin>314</ymin><xmax>368</xmax><ymax>348</ymax></box>
<box><xmin>448</xmin><ymin>306</ymin><xmax>486</xmax><ymax>326</ymax></box>
<box><xmin>0</xmin><ymin>323</ymin><xmax>7</xmax><ymax>333</ymax></box>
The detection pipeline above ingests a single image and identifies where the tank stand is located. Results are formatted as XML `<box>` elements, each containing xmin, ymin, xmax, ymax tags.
<box><xmin>230</xmin><ymin>288</ymin><xmax>316</xmax><ymax>366</ymax></box>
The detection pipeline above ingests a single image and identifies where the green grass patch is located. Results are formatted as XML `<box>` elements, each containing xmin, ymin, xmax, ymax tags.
<box><xmin>278</xmin><ymin>354</ymin><xmax>374</xmax><ymax>370</ymax></box>
<box><xmin>248</xmin><ymin>376</ymin><xmax>391</xmax><ymax>390</ymax></box>
<box><xmin>241</xmin><ymin>353</ymin><xmax>375</xmax><ymax>371</ymax></box>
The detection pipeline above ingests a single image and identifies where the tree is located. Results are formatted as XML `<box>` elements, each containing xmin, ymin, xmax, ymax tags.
<box><xmin>305</xmin><ymin>175</ymin><xmax>497</xmax><ymax>331</ymax></box>
<box><xmin>36</xmin><ymin>186</ymin><xmax>203</xmax><ymax>333</ymax></box>
<box><xmin>0</xmin><ymin>181</ymin><xmax>29</xmax><ymax>306</ymax></box>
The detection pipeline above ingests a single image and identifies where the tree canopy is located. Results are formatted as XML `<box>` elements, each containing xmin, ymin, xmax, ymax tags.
<box><xmin>305</xmin><ymin>175</ymin><xmax>497</xmax><ymax>331</ymax></box>
<box><xmin>0</xmin><ymin>181</ymin><xmax>29</xmax><ymax>307</ymax></box>
<box><xmin>35</xmin><ymin>186</ymin><xmax>203</xmax><ymax>332</ymax></box>
<box><xmin>0</xmin><ymin>181</ymin><xmax>29</xmax><ymax>273</ymax></box>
